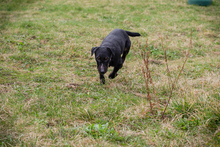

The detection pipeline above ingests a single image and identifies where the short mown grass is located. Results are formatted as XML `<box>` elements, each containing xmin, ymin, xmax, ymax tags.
<box><xmin>0</xmin><ymin>0</ymin><xmax>220</xmax><ymax>146</ymax></box>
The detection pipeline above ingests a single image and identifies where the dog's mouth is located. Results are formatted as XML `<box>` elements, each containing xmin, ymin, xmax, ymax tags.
<box><xmin>98</xmin><ymin>69</ymin><xmax>107</xmax><ymax>75</ymax></box>
<box><xmin>100</xmin><ymin>71</ymin><xmax>106</xmax><ymax>75</ymax></box>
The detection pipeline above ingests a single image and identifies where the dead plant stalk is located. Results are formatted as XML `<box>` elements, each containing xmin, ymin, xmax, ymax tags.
<box><xmin>141</xmin><ymin>40</ymin><xmax>160</xmax><ymax>114</ymax></box>
<box><xmin>161</xmin><ymin>29</ymin><xmax>193</xmax><ymax>118</ymax></box>
<box><xmin>141</xmin><ymin>50</ymin><xmax>153</xmax><ymax>114</ymax></box>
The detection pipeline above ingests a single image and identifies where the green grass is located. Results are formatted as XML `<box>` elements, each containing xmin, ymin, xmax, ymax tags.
<box><xmin>0</xmin><ymin>0</ymin><xmax>220</xmax><ymax>146</ymax></box>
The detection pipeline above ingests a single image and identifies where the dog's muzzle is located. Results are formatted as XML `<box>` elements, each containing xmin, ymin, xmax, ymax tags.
<box><xmin>100</xmin><ymin>64</ymin><xmax>105</xmax><ymax>74</ymax></box>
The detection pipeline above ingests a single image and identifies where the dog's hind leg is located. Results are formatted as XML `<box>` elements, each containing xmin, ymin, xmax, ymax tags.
<box><xmin>122</xmin><ymin>40</ymin><xmax>131</xmax><ymax>63</ymax></box>
<box><xmin>100</xmin><ymin>74</ymin><xmax>105</xmax><ymax>84</ymax></box>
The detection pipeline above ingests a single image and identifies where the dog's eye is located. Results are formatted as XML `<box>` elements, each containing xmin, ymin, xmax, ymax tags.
<box><xmin>97</xmin><ymin>57</ymin><xmax>101</xmax><ymax>60</ymax></box>
<box><xmin>105</xmin><ymin>57</ymin><xmax>108</xmax><ymax>60</ymax></box>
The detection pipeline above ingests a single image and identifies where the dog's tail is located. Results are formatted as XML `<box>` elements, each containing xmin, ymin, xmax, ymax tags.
<box><xmin>125</xmin><ymin>31</ymin><xmax>141</xmax><ymax>37</ymax></box>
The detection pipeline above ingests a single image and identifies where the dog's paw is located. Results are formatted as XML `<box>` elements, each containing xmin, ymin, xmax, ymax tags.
<box><xmin>100</xmin><ymin>78</ymin><xmax>105</xmax><ymax>84</ymax></box>
<box><xmin>109</xmin><ymin>73</ymin><xmax>118</xmax><ymax>79</ymax></box>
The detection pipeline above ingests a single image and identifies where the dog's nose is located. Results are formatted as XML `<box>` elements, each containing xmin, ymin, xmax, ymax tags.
<box><xmin>100</xmin><ymin>64</ymin><xmax>105</xmax><ymax>74</ymax></box>
<box><xmin>100</xmin><ymin>68</ymin><xmax>105</xmax><ymax>72</ymax></box>
<box><xmin>100</xmin><ymin>69</ymin><xmax>105</xmax><ymax>74</ymax></box>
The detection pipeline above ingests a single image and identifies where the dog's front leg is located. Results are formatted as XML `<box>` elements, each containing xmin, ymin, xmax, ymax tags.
<box><xmin>100</xmin><ymin>74</ymin><xmax>105</xmax><ymax>84</ymax></box>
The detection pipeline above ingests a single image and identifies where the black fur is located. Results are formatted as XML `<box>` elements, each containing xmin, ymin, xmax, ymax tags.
<box><xmin>91</xmin><ymin>29</ymin><xmax>141</xmax><ymax>84</ymax></box>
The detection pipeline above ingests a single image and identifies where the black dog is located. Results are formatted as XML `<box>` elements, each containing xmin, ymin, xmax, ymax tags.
<box><xmin>91</xmin><ymin>29</ymin><xmax>141</xmax><ymax>84</ymax></box>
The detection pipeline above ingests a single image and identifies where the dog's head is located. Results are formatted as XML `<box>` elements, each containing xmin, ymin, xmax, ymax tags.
<box><xmin>91</xmin><ymin>47</ymin><xmax>114</xmax><ymax>74</ymax></box>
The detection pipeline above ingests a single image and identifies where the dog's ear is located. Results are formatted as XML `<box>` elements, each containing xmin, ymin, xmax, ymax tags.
<box><xmin>107</xmin><ymin>48</ymin><xmax>115</xmax><ymax>57</ymax></box>
<box><xmin>91</xmin><ymin>47</ymin><xmax>99</xmax><ymax>56</ymax></box>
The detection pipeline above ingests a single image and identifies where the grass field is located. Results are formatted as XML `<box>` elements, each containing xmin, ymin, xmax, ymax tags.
<box><xmin>0</xmin><ymin>0</ymin><xmax>220</xmax><ymax>146</ymax></box>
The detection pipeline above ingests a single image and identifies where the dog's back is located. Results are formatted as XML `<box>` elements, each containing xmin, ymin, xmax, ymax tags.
<box><xmin>101</xmin><ymin>29</ymin><xmax>140</xmax><ymax>46</ymax></box>
<box><xmin>100</xmin><ymin>29</ymin><xmax>126</xmax><ymax>51</ymax></box>
<box><xmin>100</xmin><ymin>29</ymin><xmax>140</xmax><ymax>54</ymax></box>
